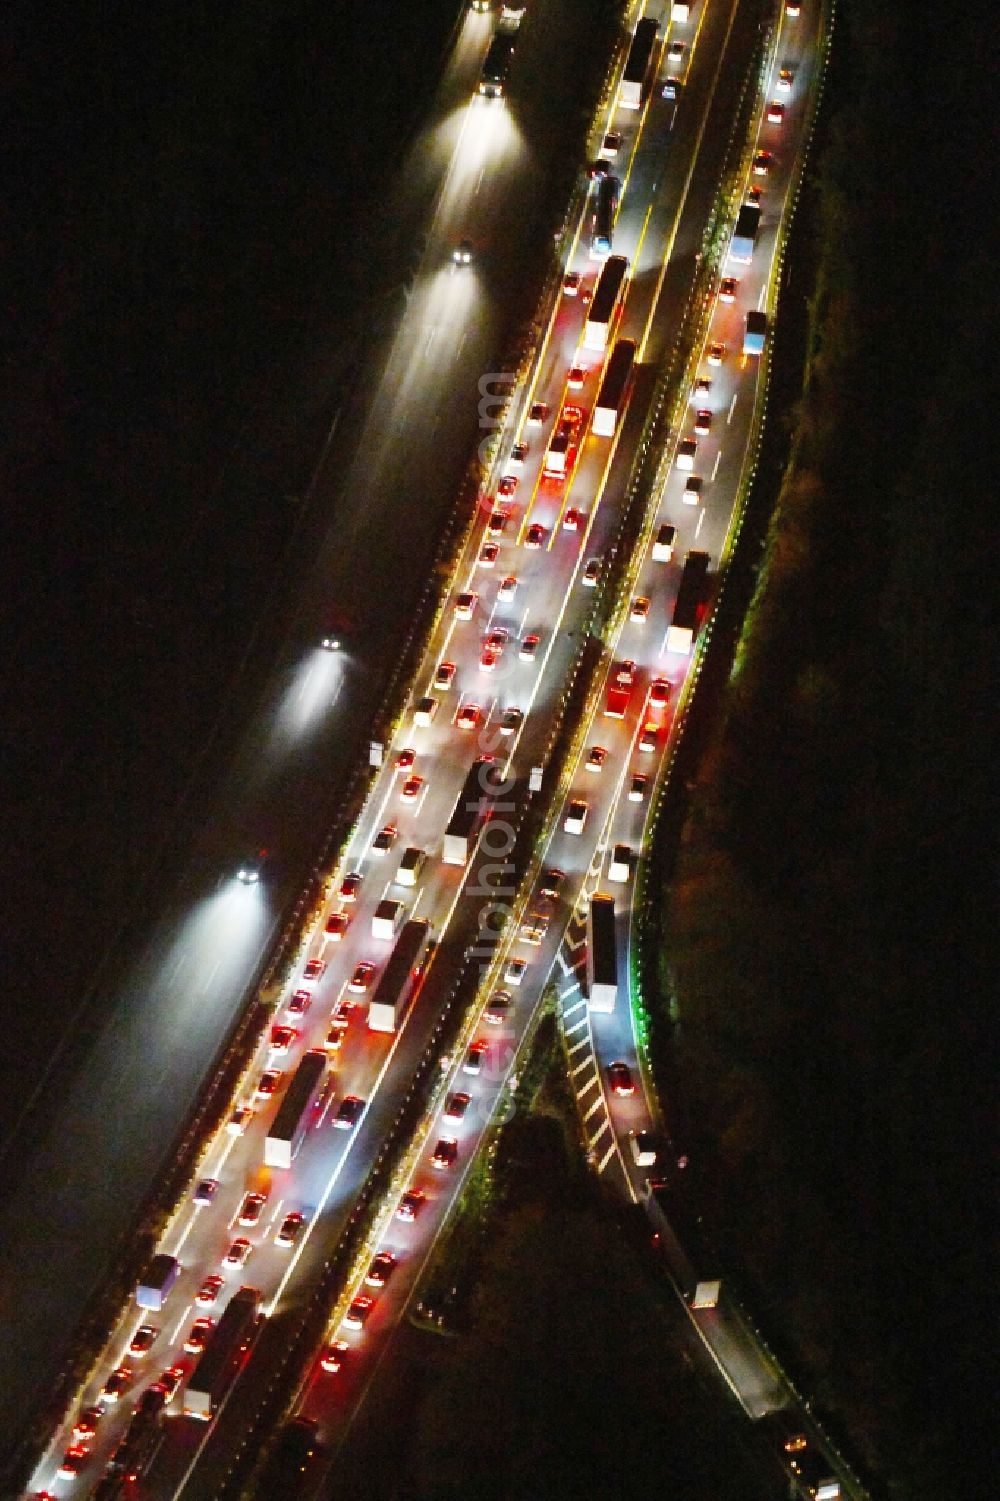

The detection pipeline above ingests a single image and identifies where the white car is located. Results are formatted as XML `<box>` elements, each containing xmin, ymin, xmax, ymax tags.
<box><xmin>497</xmin><ymin>574</ymin><xmax>518</xmax><ymax>602</ymax></box>
<box><xmin>564</xmin><ymin>799</ymin><xmax>588</xmax><ymax>835</ymax></box>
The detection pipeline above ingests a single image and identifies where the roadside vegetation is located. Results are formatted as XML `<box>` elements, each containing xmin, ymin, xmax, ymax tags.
<box><xmin>344</xmin><ymin>1014</ymin><xmax>782</xmax><ymax>1500</ymax></box>
<box><xmin>642</xmin><ymin>0</ymin><xmax>992</xmax><ymax>1495</ymax></box>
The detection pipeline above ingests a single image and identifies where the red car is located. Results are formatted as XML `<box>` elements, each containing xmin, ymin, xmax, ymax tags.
<box><xmin>325</xmin><ymin>911</ymin><xmax>350</xmax><ymax>940</ymax></box>
<box><xmin>608</xmin><ymin>1061</ymin><xmax>635</xmax><ymax>1096</ymax></box>
<box><xmin>365</xmin><ymin>1252</ymin><xmax>397</xmax><ymax>1288</ymax></box>
<box><xmin>287</xmin><ymin>990</ymin><xmax>312</xmax><ymax>1017</ymax></box>
<box><xmin>339</xmin><ymin>871</ymin><xmax>363</xmax><ymax>902</ymax></box>
<box><xmin>302</xmin><ymin>958</ymin><xmax>326</xmax><ymax>981</ymax></box>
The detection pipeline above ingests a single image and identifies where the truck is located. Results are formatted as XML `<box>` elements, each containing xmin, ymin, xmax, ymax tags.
<box><xmin>396</xmin><ymin>846</ymin><xmax>426</xmax><ymax>887</ymax></box>
<box><xmin>372</xmin><ymin>897</ymin><xmax>406</xmax><ymax>941</ymax></box>
<box><xmin>583</xmin><ymin>255</ymin><xmax>628</xmax><ymax>353</ymax></box>
<box><xmin>618</xmin><ymin>16</ymin><xmax>658</xmax><ymax>109</ymax></box>
<box><xmin>443</xmin><ymin>757</ymin><xmax>500</xmax><ymax>865</ymax></box>
<box><xmin>106</xmin><ymin>1406</ymin><xmax>163</xmax><ymax>1484</ymax></box>
<box><xmin>263</xmin><ymin>1050</ymin><xmax>326</xmax><ymax>1169</ymax></box>
<box><xmin>542</xmin><ymin>426</ymin><xmax>571</xmax><ymax>476</ymax></box>
<box><xmin>183</xmin><ymin>1285</ymin><xmax>262</xmax><ymax>1420</ymax></box>
<box><xmin>743</xmin><ymin>308</ymin><xmax>767</xmax><ymax>356</ymax></box>
<box><xmin>590</xmin><ymin>173</ymin><xmax>620</xmax><ymax>258</ymax></box>
<box><xmin>592</xmin><ymin>337</ymin><xmax>636</xmax><ymax>437</ymax></box>
<box><xmin>367</xmin><ymin>919</ymin><xmax>431</xmax><ymax>1033</ymax></box>
<box><xmin>586</xmin><ymin>893</ymin><xmax>618</xmax><ymax>1012</ymax></box>
<box><xmin>729</xmin><ymin>201</ymin><xmax>761</xmax><ymax>263</ymax></box>
<box><xmin>479</xmin><ymin>31</ymin><xmax>516</xmax><ymax>97</ymax></box>
<box><xmin>135</xmin><ymin>1253</ymin><xmax>180</xmax><ymax>1312</ymax></box>
<box><xmin>666</xmin><ymin>549</ymin><xmax>710</xmax><ymax>654</ymax></box>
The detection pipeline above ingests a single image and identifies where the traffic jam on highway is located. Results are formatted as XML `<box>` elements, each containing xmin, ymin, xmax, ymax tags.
<box><xmin>29</xmin><ymin>0</ymin><xmax>832</xmax><ymax>1496</ymax></box>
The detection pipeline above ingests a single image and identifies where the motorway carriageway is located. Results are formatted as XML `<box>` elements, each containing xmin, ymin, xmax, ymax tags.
<box><xmin>28</xmin><ymin>0</ymin><xmax>824</xmax><ymax>1494</ymax></box>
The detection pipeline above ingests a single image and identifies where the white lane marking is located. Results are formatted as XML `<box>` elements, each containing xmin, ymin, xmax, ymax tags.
<box><xmin>475</xmin><ymin>164</ymin><xmax>486</xmax><ymax>196</ymax></box>
<box><xmin>728</xmin><ymin>391</ymin><xmax>738</xmax><ymax>422</ymax></box>
<box><xmin>199</xmin><ymin>958</ymin><xmax>222</xmax><ymax>997</ymax></box>
<box><xmin>695</xmin><ymin>509</ymin><xmax>706</xmax><ymax>539</ymax></box>
<box><xmin>561</xmin><ymin>990</ymin><xmax>584</xmax><ymax>1009</ymax></box>
<box><xmin>711</xmin><ymin>449</ymin><xmax>722</xmax><ymax>480</ymax></box>
<box><xmin>576</xmin><ymin>1073</ymin><xmax>599</xmax><ymax>1100</ymax></box>
<box><xmin>583</xmin><ymin>1096</ymin><xmax>604</xmax><ymax>1123</ymax></box>
<box><xmin>556</xmin><ymin>953</ymin><xmax>572</xmax><ymax>975</ymax></box>
<box><xmin>571</xmin><ymin>1056</ymin><xmax>595</xmax><ymax>1078</ymax></box>
<box><xmin>757</xmin><ymin>282</ymin><xmax>767</xmax><ymax>310</ymax></box>
<box><xmin>567</xmin><ymin>1036</ymin><xmax>589</xmax><ymax>1056</ymax></box>
<box><xmin>564</xmin><ymin>1014</ymin><xmax>589</xmax><ymax>1036</ymax></box>
<box><xmin>588</xmin><ymin>1118</ymin><xmax>611</xmax><ymax>1150</ymax></box>
<box><xmin>424</xmin><ymin>327</ymin><xmax>438</xmax><ymax>358</ymax></box>
<box><xmin>170</xmin><ymin>1303</ymin><xmax>193</xmax><ymax>1345</ymax></box>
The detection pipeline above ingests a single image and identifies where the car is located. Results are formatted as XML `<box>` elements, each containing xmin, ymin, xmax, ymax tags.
<box><xmin>445</xmin><ymin>1091</ymin><xmax>472</xmax><ymax>1120</ymax></box>
<box><xmin>57</xmin><ymin>1447</ymin><xmax>89</xmax><ymax>1480</ymax></box>
<box><xmin>600</xmin><ymin>130</ymin><xmax>622</xmax><ymax>158</ymax></box>
<box><xmin>497</xmin><ymin>474</ymin><xmax>518</xmax><ymax>497</ymax></box>
<box><xmin>562</xmin><ymin>271</ymin><xmax>581</xmax><ymax>296</ymax></box>
<box><xmin>661</xmin><ymin>77</ymin><xmax>678</xmax><ymax>100</ymax></box>
<box><xmin>615</xmin><ymin>658</ymin><xmax>637</xmax><ymax>685</ymax></box>
<box><xmin>624</xmin><ymin>774</ymin><xmax>645</xmax><ymax>810</ymax></box>
<box><xmin>504</xmin><ymin>956</ymin><xmax>528</xmax><ymax>986</ymax></box>
<box><xmin>303</xmin><ymin>957</ymin><xmax>326</xmax><ymax>981</ymax></box>
<box><xmin>539</xmin><ymin>867</ymin><xmax>565</xmax><ymax>898</ymax></box>
<box><xmin>269</xmin><ymin>1024</ymin><xmax>298</xmax><ymax>1056</ymax></box>
<box><xmin>401</xmin><ymin>774</ymin><xmax>424</xmax><ymax>802</ymax></box>
<box><xmin>434</xmin><ymin>661</ymin><xmax>457</xmax><ymax>690</ymax></box>
<box><xmin>484</xmin><ymin>990</ymin><xmax>511</xmax><ymax>1025</ymax></box>
<box><xmin>767</xmin><ymin>100</ymin><xmax>785</xmax><ymax>123</ymax></box>
<box><xmin>478</xmin><ymin>540</ymin><xmax>499</xmax><ymax>568</ymax></box>
<box><xmin>99</xmin><ymin>1366</ymin><xmax>132</xmax><ymax>1405</ymax></box>
<box><xmin>585</xmin><ymin>744</ymin><xmax>608</xmax><ymax>773</ymax></box>
<box><xmin>276</xmin><ymin>1211</ymin><xmax>305</xmax><ymax>1248</ymax></box>
<box><xmin>588</xmin><ymin>156</ymin><xmax>611</xmax><ymax>180</ymax></box>
<box><xmin>509</xmin><ymin>440</ymin><xmax>529</xmax><ymax>466</ymax></box>
<box><xmin>238</xmin><ymin>1191</ymin><xmax>267</xmax><ymax>1227</ymax></box>
<box><xmin>193</xmin><ymin>1177</ymin><xmax>219</xmax><ymax>1207</ymax></box>
<box><xmin>519</xmin><ymin>633</ymin><xmax>540</xmax><ymax>662</ymax></box>
<box><xmin>746</xmin><ymin>183</ymin><xmax>762</xmax><ymax>204</ymax></box>
<box><xmin>365</xmin><ymin>1252</ymin><xmax>397</xmax><ymax>1288</ymax></box>
<box><xmin>694</xmin><ymin>376</ymin><xmax>712</xmax><ymax>396</ymax></box>
<box><xmin>454</xmin><ymin>591</ymin><xmax>478</xmax><ymax>619</ymax></box>
<box><xmin>525</xmin><ymin>523</ymin><xmax>546</xmax><ymax>549</ymax></box>
<box><xmin>325</xmin><ymin>1017</ymin><xmax>348</xmax><ymax>1052</ymax></box>
<box><xmin>650</xmin><ymin>677</ymin><xmax>672</xmax><ymax>708</ymax></box>
<box><xmin>564</xmin><ymin>799</ymin><xmax>588</xmax><ymax>835</ymax></box>
<box><xmin>224</xmin><ymin>1238</ymin><xmax>252</xmax><ymax>1270</ymax></box>
<box><xmin>137</xmin><ymin>1384</ymin><xmax>167</xmax><ymax>1416</ymax></box>
<box><xmin>487</xmin><ymin>509</ymin><xmax>509</xmax><ymax>539</ymax></box>
<box><xmin>480</xmin><ymin>645</ymin><xmax>500</xmax><ymax>674</ymax></box>
<box><xmin>431</xmin><ymin>1136</ymin><xmax>459</xmax><ymax>1169</ymax></box>
<box><xmin>334</xmin><ymin>1095</ymin><xmax>365</xmax><ymax>1130</ymax></box>
<box><xmin>464</xmin><ymin>1041</ymin><xmax>487</xmax><ymax>1075</ymax></box>
<box><xmin>339</xmin><ymin>871</ymin><xmax>363</xmax><ymax>902</ymax></box>
<box><xmin>561</xmin><ymin>402</ymin><xmax>584</xmax><ymax>430</ymax></box>
<box><xmin>456</xmin><ymin>701</ymin><xmax>482</xmax><ymax>731</ymax></box>
<box><xmin>785</xmin><ymin>0</ymin><xmax>800</xmax><ymax>15</ymax></box>
<box><xmin>527</xmin><ymin>401</ymin><xmax>549</xmax><ymax>425</ymax></box>
<box><xmin>320</xmin><ymin>1340</ymin><xmax>349</xmax><ymax>1373</ymax></box>
<box><xmin>237</xmin><ymin>851</ymin><xmax>266</xmax><ymax>885</ymax></box>
<box><xmin>196</xmin><ymin>1274</ymin><xmax>225</xmax><ymax>1307</ymax></box>
<box><xmin>608</xmin><ymin>1061</ymin><xmax>636</xmax><ymax>1096</ymax></box>
<box><xmin>630</xmin><ymin>596</ymin><xmax>650</xmax><ymax>622</ymax></box>
<box><xmin>752</xmin><ymin>149</ymin><xmax>773</xmax><ymax>175</ymax></box>
<box><xmin>71</xmin><ymin>1407</ymin><xmax>102</xmax><ymax>1443</ymax></box>
<box><xmin>567</xmin><ymin>366</ymin><xmax>586</xmax><ymax>390</ymax></box>
<box><xmin>184</xmin><ymin>1317</ymin><xmax>215</xmax><ymax>1355</ymax></box>
<box><xmin>349</xmin><ymin>962</ymin><xmax>375</xmax><ymax>993</ymax></box>
<box><xmin>667</xmin><ymin>39</ymin><xmax>685</xmax><ymax>63</ymax></box>
<box><xmin>707</xmin><ymin>342</ymin><xmax>725</xmax><ymax>366</ymax></box>
<box><xmin>683</xmin><ymin>476</ymin><xmax>703</xmax><ymax>506</ymax></box>
<box><xmin>325</xmin><ymin>910</ymin><xmax>350</xmax><ymax>941</ymax></box>
<box><xmin>497</xmin><ymin>573</ymin><xmax>518</xmax><ymax>601</ymax></box>
<box><xmin>582</xmin><ymin>557</ymin><xmax>602</xmax><ymax>586</ymax></box>
<box><xmin>638</xmin><ymin>721</ymin><xmax>659</xmax><ymax>752</ymax></box>
<box><xmin>397</xmin><ymin>1189</ymin><xmax>426</xmax><ymax>1222</ymax></box>
<box><xmin>255</xmin><ymin>1070</ymin><xmax>282</xmax><ymax>1099</ymax></box>
<box><xmin>776</xmin><ymin>67</ymin><xmax>793</xmax><ymax>93</ymax></box>
<box><xmin>287</xmin><ymin>989</ymin><xmax>312</xmax><ymax>1017</ymax></box>
<box><xmin>563</xmin><ymin>507</ymin><xmax>584</xmax><ymax>530</ymax></box>
<box><xmin>520</xmin><ymin>914</ymin><xmax>548</xmax><ymax>945</ymax></box>
<box><xmin>128</xmin><ymin>1324</ymin><xmax>158</xmax><ymax>1358</ymax></box>
<box><xmin>372</xmin><ymin>823</ymin><xmax>398</xmax><ymax>855</ymax></box>
<box><xmin>453</xmin><ymin>238</ymin><xmax>473</xmax><ymax>265</ymax></box>
<box><xmin>499</xmin><ymin>706</ymin><xmax>523</xmax><ymax>735</ymax></box>
<box><xmin>156</xmin><ymin>1365</ymin><xmax>185</xmax><ymax>1402</ymax></box>
<box><xmin>694</xmin><ymin>408</ymin><xmax>712</xmax><ymax>435</ymax></box>
<box><xmin>395</xmin><ymin>746</ymin><xmax>416</xmax><ymax>772</ymax></box>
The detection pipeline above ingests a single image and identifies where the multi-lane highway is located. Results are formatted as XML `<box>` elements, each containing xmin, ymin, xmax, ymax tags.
<box><xmin>24</xmin><ymin>0</ymin><xmax>836</xmax><ymax>1495</ymax></box>
<box><xmin>1</xmin><ymin>0</ymin><xmax>603</xmax><ymax>1475</ymax></box>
